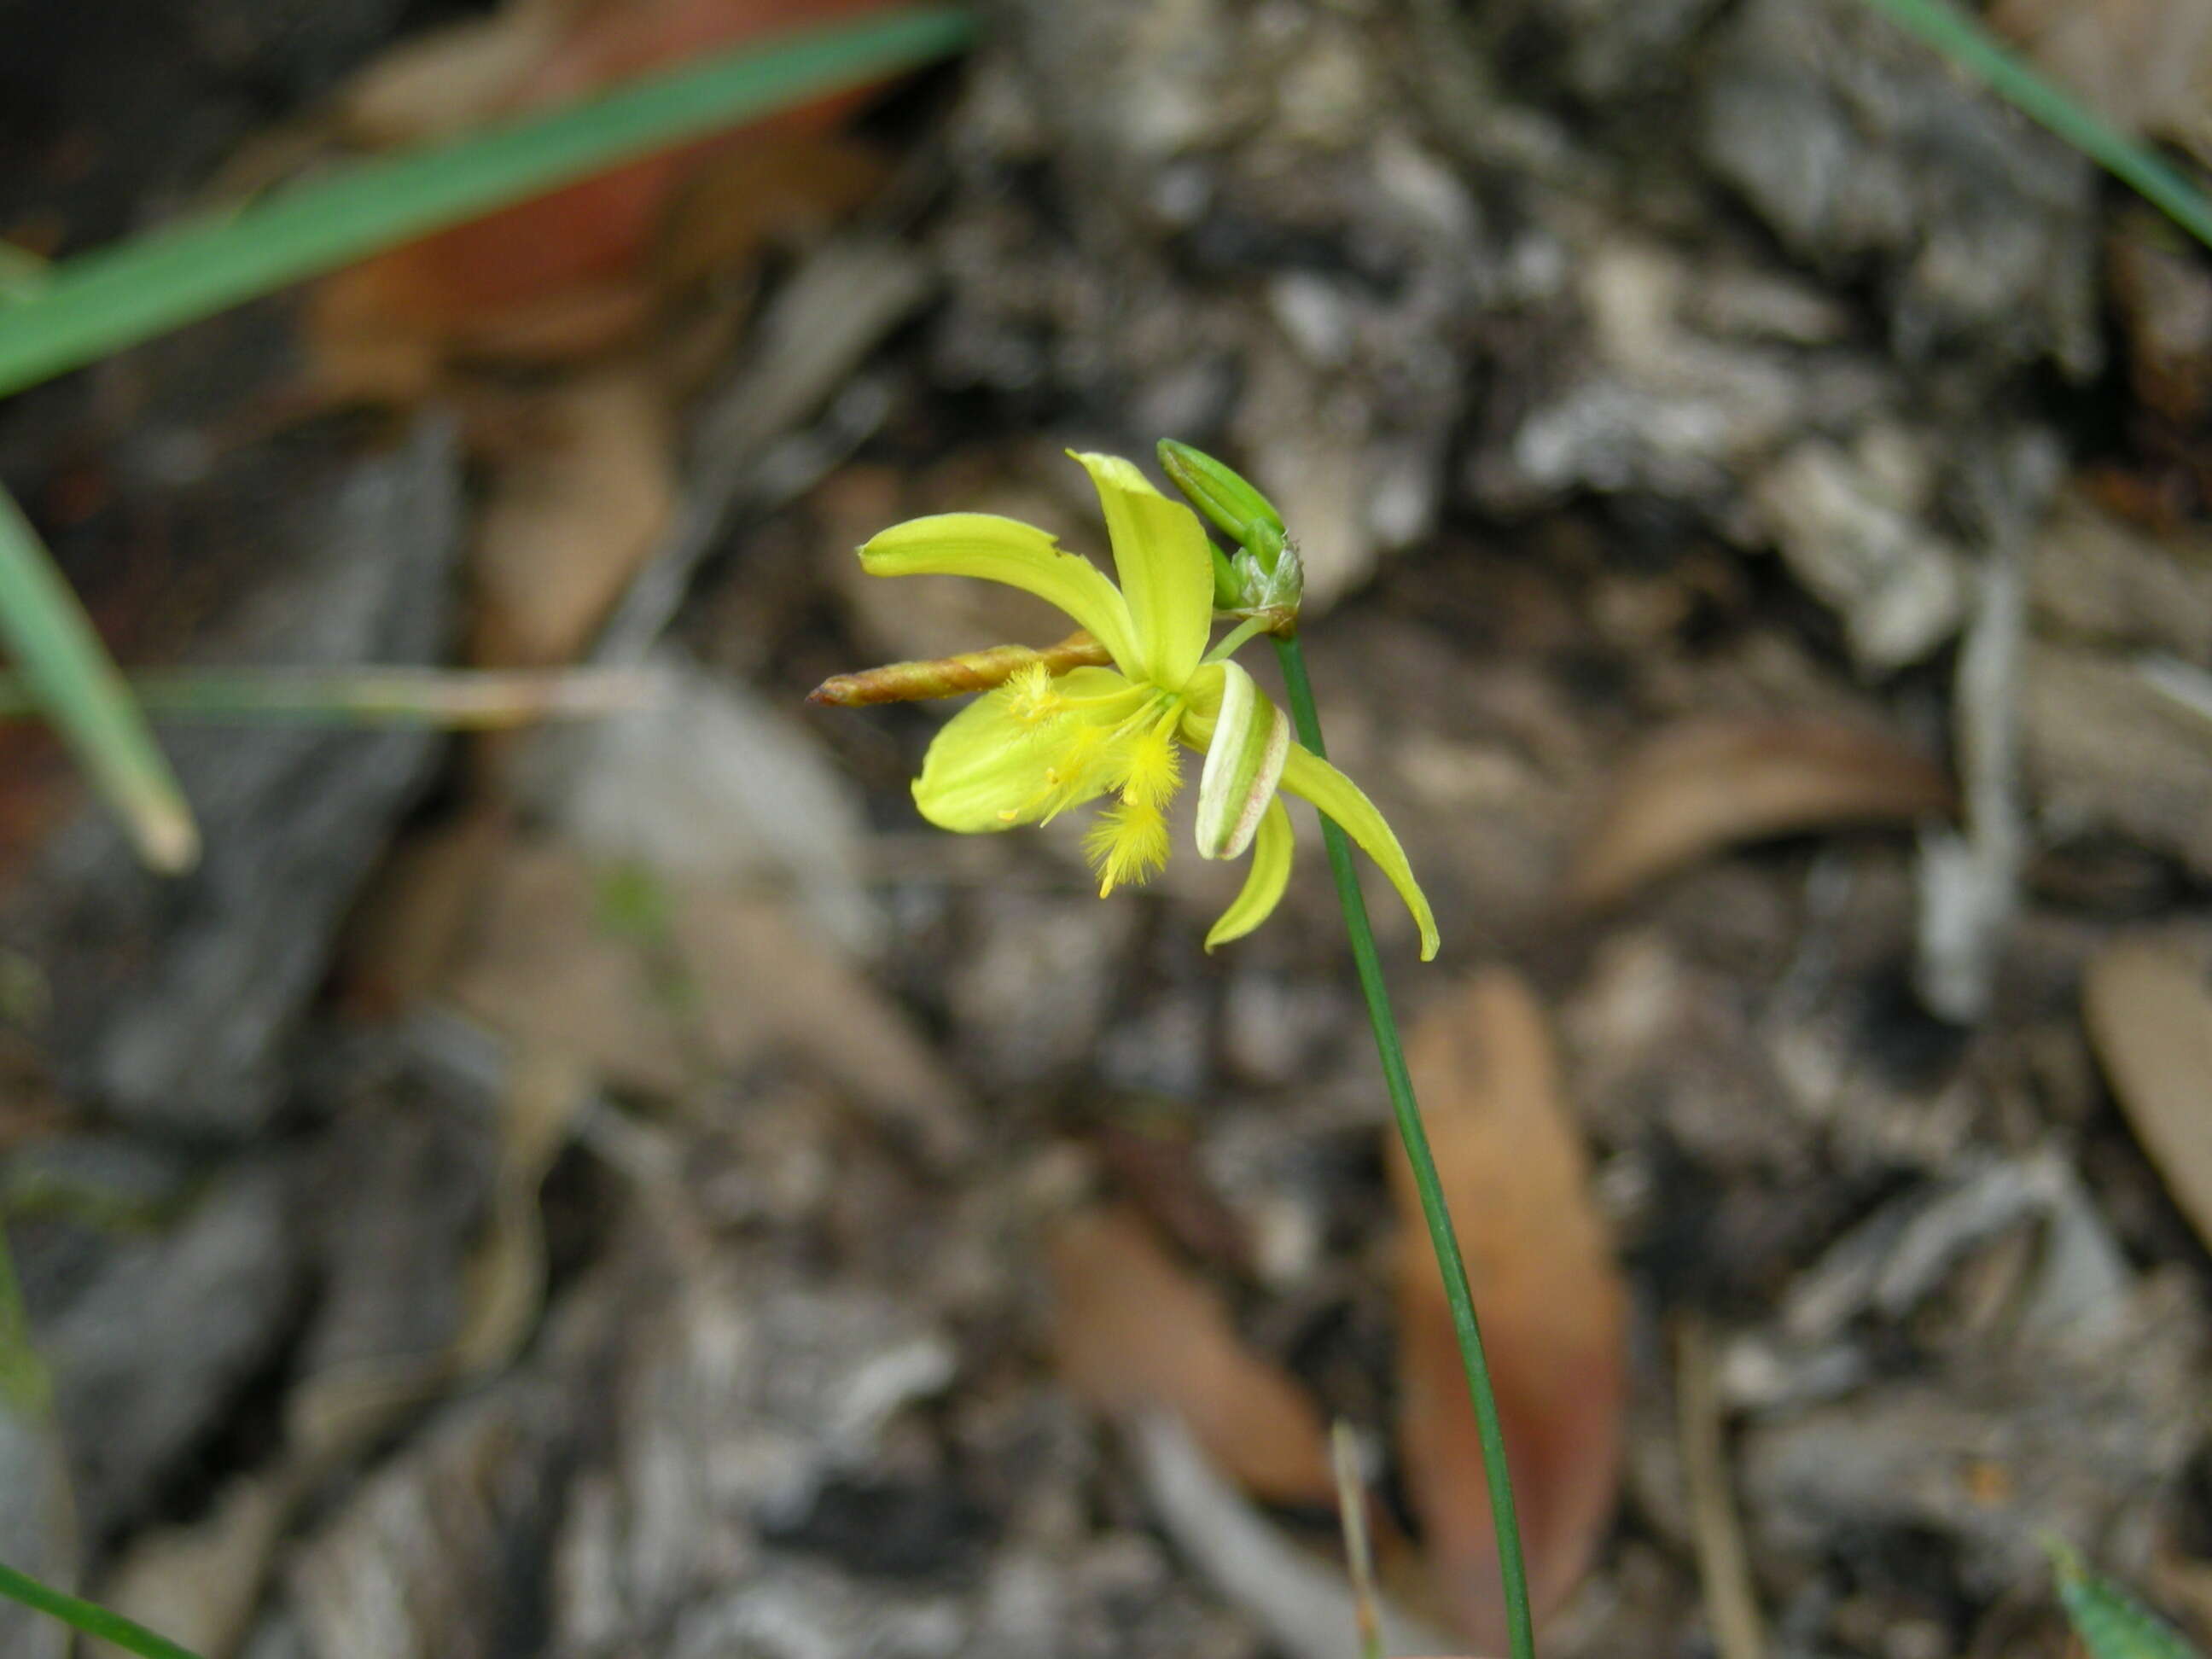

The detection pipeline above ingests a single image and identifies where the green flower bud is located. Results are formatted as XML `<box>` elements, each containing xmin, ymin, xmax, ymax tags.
<box><xmin>1157</xmin><ymin>440</ymin><xmax>1287</xmax><ymax>565</ymax></box>
<box><xmin>1232</xmin><ymin>536</ymin><xmax>1303</xmax><ymax>614</ymax></box>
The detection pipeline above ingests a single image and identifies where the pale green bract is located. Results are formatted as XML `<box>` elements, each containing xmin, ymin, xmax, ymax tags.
<box><xmin>856</xmin><ymin>450</ymin><xmax>1439</xmax><ymax>958</ymax></box>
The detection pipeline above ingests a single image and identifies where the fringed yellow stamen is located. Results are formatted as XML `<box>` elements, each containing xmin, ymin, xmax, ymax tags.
<box><xmin>1118</xmin><ymin>724</ymin><xmax>1182</xmax><ymax>811</ymax></box>
<box><xmin>1085</xmin><ymin>797</ymin><xmax>1170</xmax><ymax>895</ymax></box>
<box><xmin>1004</xmin><ymin>661</ymin><xmax>1062</xmax><ymax>725</ymax></box>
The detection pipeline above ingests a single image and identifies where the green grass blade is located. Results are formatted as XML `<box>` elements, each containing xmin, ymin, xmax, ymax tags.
<box><xmin>2048</xmin><ymin>1542</ymin><xmax>2207</xmax><ymax>1659</ymax></box>
<box><xmin>0</xmin><ymin>7</ymin><xmax>975</xmax><ymax>399</ymax></box>
<box><xmin>0</xmin><ymin>489</ymin><xmax>197</xmax><ymax>871</ymax></box>
<box><xmin>0</xmin><ymin>1560</ymin><xmax>204</xmax><ymax>1659</ymax></box>
<box><xmin>1858</xmin><ymin>0</ymin><xmax>2212</xmax><ymax>253</ymax></box>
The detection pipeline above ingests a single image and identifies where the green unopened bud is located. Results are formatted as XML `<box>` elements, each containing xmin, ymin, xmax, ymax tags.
<box><xmin>1232</xmin><ymin>537</ymin><xmax>1303</xmax><ymax>614</ymax></box>
<box><xmin>1158</xmin><ymin>440</ymin><xmax>1286</xmax><ymax>563</ymax></box>
<box><xmin>1195</xmin><ymin>661</ymin><xmax>1290</xmax><ymax>860</ymax></box>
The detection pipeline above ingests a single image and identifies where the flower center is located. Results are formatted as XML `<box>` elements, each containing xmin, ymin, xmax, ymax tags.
<box><xmin>995</xmin><ymin>671</ymin><xmax>1188</xmax><ymax>894</ymax></box>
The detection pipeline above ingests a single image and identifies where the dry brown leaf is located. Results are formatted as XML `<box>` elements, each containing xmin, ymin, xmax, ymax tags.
<box><xmin>336</xmin><ymin>0</ymin><xmax>579</xmax><ymax>145</ymax></box>
<box><xmin>1049</xmin><ymin>1205</ymin><xmax>1336</xmax><ymax>1506</ymax></box>
<box><xmin>1391</xmin><ymin>969</ymin><xmax>1627</xmax><ymax>1652</ymax></box>
<box><xmin>2108</xmin><ymin>218</ymin><xmax>2212</xmax><ymax>428</ymax></box>
<box><xmin>338</xmin><ymin>803</ymin><xmax>514</xmax><ymax>1018</ymax></box>
<box><xmin>1566</xmin><ymin>715</ymin><xmax>1953</xmax><ymax>909</ymax></box>
<box><xmin>441</xmin><ymin>845</ymin><xmax>969</xmax><ymax>1161</ymax></box>
<box><xmin>2083</xmin><ymin>930</ymin><xmax>2212</xmax><ymax>1253</ymax></box>
<box><xmin>469</xmin><ymin>370</ymin><xmax>678</xmax><ymax>668</ymax></box>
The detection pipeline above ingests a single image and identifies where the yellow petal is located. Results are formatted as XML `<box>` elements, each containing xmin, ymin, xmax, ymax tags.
<box><xmin>1278</xmin><ymin>745</ymin><xmax>1440</xmax><ymax>961</ymax></box>
<box><xmin>913</xmin><ymin>667</ymin><xmax>1140</xmax><ymax>833</ymax></box>
<box><xmin>1068</xmin><ymin>453</ymin><xmax>1214</xmax><ymax>691</ymax></box>
<box><xmin>1205</xmin><ymin>797</ymin><xmax>1295</xmax><ymax>951</ymax></box>
<box><xmin>860</xmin><ymin>513</ymin><xmax>1141</xmax><ymax>678</ymax></box>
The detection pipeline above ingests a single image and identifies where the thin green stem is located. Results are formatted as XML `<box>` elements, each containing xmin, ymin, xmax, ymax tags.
<box><xmin>0</xmin><ymin>1561</ymin><xmax>203</xmax><ymax>1659</ymax></box>
<box><xmin>1272</xmin><ymin>631</ymin><xmax>1535</xmax><ymax>1659</ymax></box>
<box><xmin>1203</xmin><ymin>614</ymin><xmax>1273</xmax><ymax>665</ymax></box>
<box><xmin>1857</xmin><ymin>0</ymin><xmax>2212</xmax><ymax>253</ymax></box>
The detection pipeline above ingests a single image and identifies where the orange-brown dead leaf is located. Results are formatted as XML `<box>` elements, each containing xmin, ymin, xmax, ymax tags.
<box><xmin>308</xmin><ymin>0</ymin><xmax>902</xmax><ymax>397</ymax></box>
<box><xmin>2083</xmin><ymin>929</ymin><xmax>2212</xmax><ymax>1254</ymax></box>
<box><xmin>1048</xmin><ymin>1205</ymin><xmax>1336</xmax><ymax>1507</ymax></box>
<box><xmin>439</xmin><ymin>844</ymin><xmax>969</xmax><ymax>1157</ymax></box>
<box><xmin>338</xmin><ymin>802</ymin><xmax>514</xmax><ymax>1018</ymax></box>
<box><xmin>1565</xmin><ymin>715</ymin><xmax>1954</xmax><ymax>910</ymax></box>
<box><xmin>1390</xmin><ymin>969</ymin><xmax>1627</xmax><ymax>1652</ymax></box>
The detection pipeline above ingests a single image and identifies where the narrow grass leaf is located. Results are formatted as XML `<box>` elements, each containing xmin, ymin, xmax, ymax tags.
<box><xmin>1857</xmin><ymin>0</ymin><xmax>2212</xmax><ymax>253</ymax></box>
<box><xmin>0</xmin><ymin>490</ymin><xmax>196</xmax><ymax>871</ymax></box>
<box><xmin>2048</xmin><ymin>1542</ymin><xmax>2207</xmax><ymax>1659</ymax></box>
<box><xmin>0</xmin><ymin>1560</ymin><xmax>206</xmax><ymax>1659</ymax></box>
<box><xmin>0</xmin><ymin>7</ymin><xmax>974</xmax><ymax>399</ymax></box>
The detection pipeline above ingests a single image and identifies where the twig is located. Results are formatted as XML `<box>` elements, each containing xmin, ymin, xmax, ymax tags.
<box><xmin>0</xmin><ymin>667</ymin><xmax>658</xmax><ymax>727</ymax></box>
<box><xmin>1333</xmin><ymin>1421</ymin><xmax>1385</xmax><ymax>1659</ymax></box>
<box><xmin>1674</xmin><ymin>1315</ymin><xmax>1767</xmax><ymax>1659</ymax></box>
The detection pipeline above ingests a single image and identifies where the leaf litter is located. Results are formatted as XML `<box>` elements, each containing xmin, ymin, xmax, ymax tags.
<box><xmin>9</xmin><ymin>0</ymin><xmax>2212</xmax><ymax>1656</ymax></box>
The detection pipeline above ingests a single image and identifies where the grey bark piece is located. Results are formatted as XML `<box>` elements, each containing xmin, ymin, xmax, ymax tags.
<box><xmin>250</xmin><ymin>1227</ymin><xmax>959</xmax><ymax>1659</ymax></box>
<box><xmin>2029</xmin><ymin>491</ymin><xmax>2212</xmax><ymax>657</ymax></box>
<box><xmin>1750</xmin><ymin>434</ymin><xmax>1969</xmax><ymax>675</ymax></box>
<box><xmin>1740</xmin><ymin>1273</ymin><xmax>2203</xmax><ymax>1589</ymax></box>
<box><xmin>42</xmin><ymin>1160</ymin><xmax>301</xmax><ymax>1539</ymax></box>
<box><xmin>0</xmin><ymin>1408</ymin><xmax>73</xmax><ymax>1659</ymax></box>
<box><xmin>1700</xmin><ymin>0</ymin><xmax>2101</xmax><ymax>375</ymax></box>
<box><xmin>519</xmin><ymin>654</ymin><xmax>876</xmax><ymax>954</ymax></box>
<box><xmin>2023</xmin><ymin>641</ymin><xmax>2212</xmax><ymax>878</ymax></box>
<box><xmin>292</xmin><ymin>1081</ymin><xmax>496</xmax><ymax>1389</ymax></box>
<box><xmin>949</xmin><ymin>891</ymin><xmax>1138</xmax><ymax>1091</ymax></box>
<box><xmin>9</xmin><ymin>418</ymin><xmax>463</xmax><ymax>1136</ymax></box>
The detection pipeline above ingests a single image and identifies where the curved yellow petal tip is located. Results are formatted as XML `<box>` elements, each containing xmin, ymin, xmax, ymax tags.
<box><xmin>1277</xmin><ymin>744</ymin><xmax>1440</xmax><ymax>963</ymax></box>
<box><xmin>1203</xmin><ymin>797</ymin><xmax>1294</xmax><ymax>952</ymax></box>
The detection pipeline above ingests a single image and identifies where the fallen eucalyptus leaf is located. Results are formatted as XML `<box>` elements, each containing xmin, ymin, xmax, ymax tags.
<box><xmin>1048</xmin><ymin>1205</ymin><xmax>1334</xmax><ymax>1506</ymax></box>
<box><xmin>1568</xmin><ymin>715</ymin><xmax>1953</xmax><ymax>909</ymax></box>
<box><xmin>1391</xmin><ymin>969</ymin><xmax>1627</xmax><ymax>1650</ymax></box>
<box><xmin>2083</xmin><ymin>929</ymin><xmax>2212</xmax><ymax>1254</ymax></box>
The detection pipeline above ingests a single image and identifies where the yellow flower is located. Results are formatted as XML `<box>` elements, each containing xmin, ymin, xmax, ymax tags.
<box><xmin>854</xmin><ymin>451</ymin><xmax>1437</xmax><ymax>958</ymax></box>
